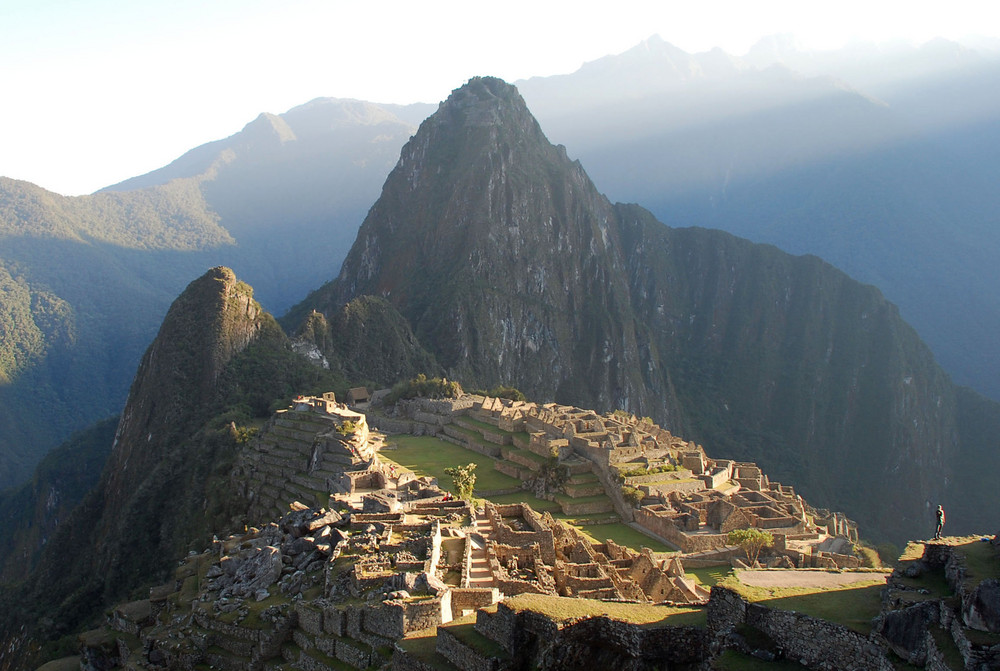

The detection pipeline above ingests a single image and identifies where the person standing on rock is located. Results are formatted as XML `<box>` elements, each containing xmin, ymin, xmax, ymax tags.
<box><xmin>934</xmin><ymin>505</ymin><xmax>946</xmax><ymax>540</ymax></box>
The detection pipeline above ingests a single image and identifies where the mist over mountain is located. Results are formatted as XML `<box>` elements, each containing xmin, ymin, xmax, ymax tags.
<box><xmin>2</xmin><ymin>32</ymin><xmax>999</xmax><ymax>521</ymax></box>
<box><xmin>0</xmin><ymin>100</ymin><xmax>421</xmax><ymax>487</ymax></box>
<box><xmin>292</xmin><ymin>76</ymin><xmax>1000</xmax><ymax>544</ymax></box>
<box><xmin>515</xmin><ymin>35</ymin><xmax>1000</xmax><ymax>400</ymax></box>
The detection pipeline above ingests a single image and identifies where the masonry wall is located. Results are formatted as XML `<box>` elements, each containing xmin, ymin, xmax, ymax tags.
<box><xmin>708</xmin><ymin>586</ymin><xmax>893</xmax><ymax>670</ymax></box>
<box><xmin>634</xmin><ymin>508</ymin><xmax>728</xmax><ymax>553</ymax></box>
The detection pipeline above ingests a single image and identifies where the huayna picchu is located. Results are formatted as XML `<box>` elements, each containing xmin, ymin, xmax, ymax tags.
<box><xmin>288</xmin><ymin>76</ymin><xmax>1000</xmax><ymax>545</ymax></box>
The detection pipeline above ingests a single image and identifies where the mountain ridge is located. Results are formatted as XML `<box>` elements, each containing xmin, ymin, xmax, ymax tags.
<box><xmin>291</xmin><ymin>76</ymin><xmax>997</xmax><ymax>544</ymax></box>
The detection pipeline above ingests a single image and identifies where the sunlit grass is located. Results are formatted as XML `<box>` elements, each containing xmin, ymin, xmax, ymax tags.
<box><xmin>717</xmin><ymin>574</ymin><xmax>885</xmax><ymax>634</ymax></box>
<box><xmin>504</xmin><ymin>593</ymin><xmax>706</xmax><ymax>628</ymax></box>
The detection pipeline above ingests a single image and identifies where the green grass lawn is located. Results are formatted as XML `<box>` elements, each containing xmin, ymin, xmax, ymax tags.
<box><xmin>381</xmin><ymin>435</ymin><xmax>521</xmax><ymax>492</ymax></box>
<box><xmin>576</xmin><ymin>522</ymin><xmax>674</xmax><ymax>553</ymax></box>
<box><xmin>458</xmin><ymin>416</ymin><xmax>518</xmax><ymax>436</ymax></box>
<box><xmin>505</xmin><ymin>593</ymin><xmax>706</xmax><ymax>627</ymax></box>
<box><xmin>718</xmin><ymin>575</ymin><xmax>886</xmax><ymax>635</ymax></box>
<box><xmin>687</xmin><ymin>565</ymin><xmax>733</xmax><ymax>587</ymax></box>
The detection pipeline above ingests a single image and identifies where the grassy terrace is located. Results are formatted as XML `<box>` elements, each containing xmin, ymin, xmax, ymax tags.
<box><xmin>380</xmin><ymin>434</ymin><xmax>674</xmax><ymax>553</ymax></box>
<box><xmin>575</xmin><ymin>523</ymin><xmax>674</xmax><ymax>553</ymax></box>
<box><xmin>503</xmin><ymin>593</ymin><xmax>707</xmax><ymax>628</ymax></box>
<box><xmin>896</xmin><ymin>536</ymin><xmax>1000</xmax><ymax>597</ymax></box>
<box><xmin>380</xmin><ymin>435</ymin><xmax>521</xmax><ymax>492</ymax></box>
<box><xmin>717</xmin><ymin>574</ymin><xmax>886</xmax><ymax>635</ymax></box>
<box><xmin>686</xmin><ymin>565</ymin><xmax>733</xmax><ymax>587</ymax></box>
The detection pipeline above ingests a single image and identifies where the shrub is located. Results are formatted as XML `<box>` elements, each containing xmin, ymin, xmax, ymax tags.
<box><xmin>727</xmin><ymin>528</ymin><xmax>774</xmax><ymax>565</ymax></box>
<box><xmin>385</xmin><ymin>374</ymin><xmax>463</xmax><ymax>405</ymax></box>
<box><xmin>622</xmin><ymin>486</ymin><xmax>644</xmax><ymax>507</ymax></box>
<box><xmin>444</xmin><ymin>463</ymin><xmax>477</xmax><ymax>500</ymax></box>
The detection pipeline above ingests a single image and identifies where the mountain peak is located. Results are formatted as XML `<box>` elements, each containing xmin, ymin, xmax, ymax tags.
<box><xmin>432</xmin><ymin>76</ymin><xmax>535</xmax><ymax>128</ymax></box>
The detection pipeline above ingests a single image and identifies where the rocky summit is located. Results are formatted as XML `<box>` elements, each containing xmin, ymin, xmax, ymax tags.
<box><xmin>291</xmin><ymin>77</ymin><xmax>1000</xmax><ymax>544</ymax></box>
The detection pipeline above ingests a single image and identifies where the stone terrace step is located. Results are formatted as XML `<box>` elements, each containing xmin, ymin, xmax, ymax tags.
<box><xmin>396</xmin><ymin>628</ymin><xmax>461</xmax><ymax>671</ymax></box>
<box><xmin>437</xmin><ymin>620</ymin><xmax>514</xmax><ymax>671</ymax></box>
<box><xmin>555</xmin><ymin>494</ymin><xmax>615</xmax><ymax>515</ymax></box>
<box><xmin>563</xmin><ymin>481</ymin><xmax>606</xmax><ymax>498</ymax></box>
<box><xmin>499</xmin><ymin>446</ymin><xmax>546</xmax><ymax>472</ymax></box>
<box><xmin>269</xmin><ymin>424</ymin><xmax>320</xmax><ymax>443</ymax></box>
<box><xmin>566</xmin><ymin>472</ymin><xmax>599</xmax><ymax>484</ymax></box>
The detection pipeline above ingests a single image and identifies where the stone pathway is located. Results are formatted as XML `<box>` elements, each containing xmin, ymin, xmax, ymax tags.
<box><xmin>468</xmin><ymin>511</ymin><xmax>494</xmax><ymax>586</ymax></box>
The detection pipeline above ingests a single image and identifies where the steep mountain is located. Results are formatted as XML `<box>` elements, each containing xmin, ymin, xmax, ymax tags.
<box><xmin>0</xmin><ymin>177</ymin><xmax>230</xmax><ymax>489</ymax></box>
<box><xmin>0</xmin><ymin>418</ymin><xmax>116</xmax><ymax>583</ymax></box>
<box><xmin>293</xmin><ymin>76</ymin><xmax>1000</xmax><ymax>544</ymax></box>
<box><xmin>0</xmin><ymin>99</ymin><xmax>421</xmax><ymax>489</ymax></box>
<box><xmin>0</xmin><ymin>268</ymin><xmax>343</xmax><ymax>663</ymax></box>
<box><xmin>515</xmin><ymin>36</ymin><xmax>1000</xmax><ymax>401</ymax></box>
<box><xmin>104</xmin><ymin>97</ymin><xmax>423</xmax><ymax>312</ymax></box>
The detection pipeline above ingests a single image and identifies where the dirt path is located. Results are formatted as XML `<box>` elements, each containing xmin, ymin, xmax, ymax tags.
<box><xmin>736</xmin><ymin>569</ymin><xmax>889</xmax><ymax>589</ymax></box>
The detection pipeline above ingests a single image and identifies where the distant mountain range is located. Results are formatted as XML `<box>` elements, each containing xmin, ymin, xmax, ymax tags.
<box><xmin>516</xmin><ymin>35</ymin><xmax>1000</xmax><ymax>400</ymax></box>
<box><xmin>1</xmin><ymin>35</ymin><xmax>998</xmax><ymax>507</ymax></box>
<box><xmin>5</xmin><ymin>78</ymin><xmax>1000</xmax><ymax>666</ymax></box>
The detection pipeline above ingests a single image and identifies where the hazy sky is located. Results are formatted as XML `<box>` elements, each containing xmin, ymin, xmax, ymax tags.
<box><xmin>2</xmin><ymin>0</ymin><xmax>997</xmax><ymax>195</ymax></box>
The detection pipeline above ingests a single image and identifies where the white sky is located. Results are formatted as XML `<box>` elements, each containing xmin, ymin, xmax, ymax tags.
<box><xmin>1</xmin><ymin>0</ymin><xmax>997</xmax><ymax>196</ymax></box>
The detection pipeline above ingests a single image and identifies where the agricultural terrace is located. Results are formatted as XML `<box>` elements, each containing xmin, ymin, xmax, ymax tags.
<box><xmin>379</xmin><ymin>434</ymin><xmax>673</xmax><ymax>552</ymax></box>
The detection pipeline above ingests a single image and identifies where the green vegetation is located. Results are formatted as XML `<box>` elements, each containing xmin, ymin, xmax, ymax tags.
<box><xmin>854</xmin><ymin>540</ymin><xmax>883</xmax><ymax>568</ymax></box>
<box><xmin>504</xmin><ymin>593</ymin><xmax>706</xmax><ymax>628</ymax></box>
<box><xmin>336</xmin><ymin>420</ymin><xmax>357</xmax><ymax>435</ymax></box>
<box><xmin>397</xmin><ymin>627</ymin><xmax>454</xmax><ymax>671</ymax></box>
<box><xmin>686</xmin><ymin>565</ymin><xmax>733</xmax><ymax>587</ymax></box>
<box><xmin>575</xmin><ymin>523</ymin><xmax>673</xmax><ymax>553</ymax></box>
<box><xmin>444</xmin><ymin>463</ymin><xmax>477</xmax><ymax>501</ymax></box>
<box><xmin>619</xmin><ymin>463</ymin><xmax>678</xmax><ymax>477</ymax></box>
<box><xmin>471</xmin><ymin>385</ymin><xmax>526</xmax><ymax>402</ymax></box>
<box><xmin>718</xmin><ymin>575</ymin><xmax>886</xmax><ymax>635</ymax></box>
<box><xmin>380</xmin><ymin>435</ymin><xmax>520</xmax><ymax>492</ymax></box>
<box><xmin>621</xmin><ymin>485</ymin><xmax>644</xmax><ymax>506</ymax></box>
<box><xmin>440</xmin><ymin>619</ymin><xmax>508</xmax><ymax>659</ymax></box>
<box><xmin>385</xmin><ymin>374</ymin><xmax>463</xmax><ymax>405</ymax></box>
<box><xmin>727</xmin><ymin>528</ymin><xmax>774</xmax><ymax>565</ymax></box>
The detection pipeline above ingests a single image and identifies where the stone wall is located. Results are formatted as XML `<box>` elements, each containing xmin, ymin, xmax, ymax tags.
<box><xmin>435</xmin><ymin>627</ymin><xmax>498</xmax><ymax>671</ymax></box>
<box><xmin>450</xmin><ymin>588</ymin><xmax>501</xmax><ymax>619</ymax></box>
<box><xmin>622</xmin><ymin>469</ymin><xmax>694</xmax><ymax>486</ymax></box>
<box><xmin>487</xmin><ymin>504</ymin><xmax>556</xmax><ymax>564</ymax></box>
<box><xmin>634</xmin><ymin>507</ymin><xmax>729</xmax><ymax>553</ymax></box>
<box><xmin>708</xmin><ymin>586</ymin><xmax>893</xmax><ymax>670</ymax></box>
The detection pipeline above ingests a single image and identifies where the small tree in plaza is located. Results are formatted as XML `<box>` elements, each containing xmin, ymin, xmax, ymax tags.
<box><xmin>727</xmin><ymin>527</ymin><xmax>774</xmax><ymax>566</ymax></box>
<box><xmin>444</xmin><ymin>462</ymin><xmax>477</xmax><ymax>501</ymax></box>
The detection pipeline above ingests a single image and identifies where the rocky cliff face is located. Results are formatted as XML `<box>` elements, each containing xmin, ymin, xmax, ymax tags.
<box><xmin>294</xmin><ymin>77</ymin><xmax>998</xmax><ymax>543</ymax></box>
<box><xmin>100</xmin><ymin>267</ymin><xmax>263</xmax><ymax>520</ymax></box>
<box><xmin>311</xmin><ymin>77</ymin><xmax>673</xmax><ymax>419</ymax></box>
<box><xmin>0</xmin><ymin>267</ymin><xmax>341</xmax><ymax>663</ymax></box>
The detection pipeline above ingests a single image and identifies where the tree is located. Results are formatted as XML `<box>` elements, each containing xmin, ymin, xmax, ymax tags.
<box><xmin>727</xmin><ymin>528</ymin><xmax>774</xmax><ymax>566</ymax></box>
<box><xmin>444</xmin><ymin>462</ymin><xmax>477</xmax><ymax>501</ymax></box>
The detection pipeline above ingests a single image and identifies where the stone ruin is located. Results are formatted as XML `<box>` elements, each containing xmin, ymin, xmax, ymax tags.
<box><xmin>484</xmin><ymin>501</ymin><xmax>709</xmax><ymax>604</ymax></box>
<box><xmin>78</xmin><ymin>390</ymin><xmax>870</xmax><ymax>669</ymax></box>
<box><xmin>231</xmin><ymin>393</ymin><xmax>386</xmax><ymax>522</ymax></box>
<box><xmin>374</xmin><ymin>392</ymin><xmax>860</xmax><ymax>569</ymax></box>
